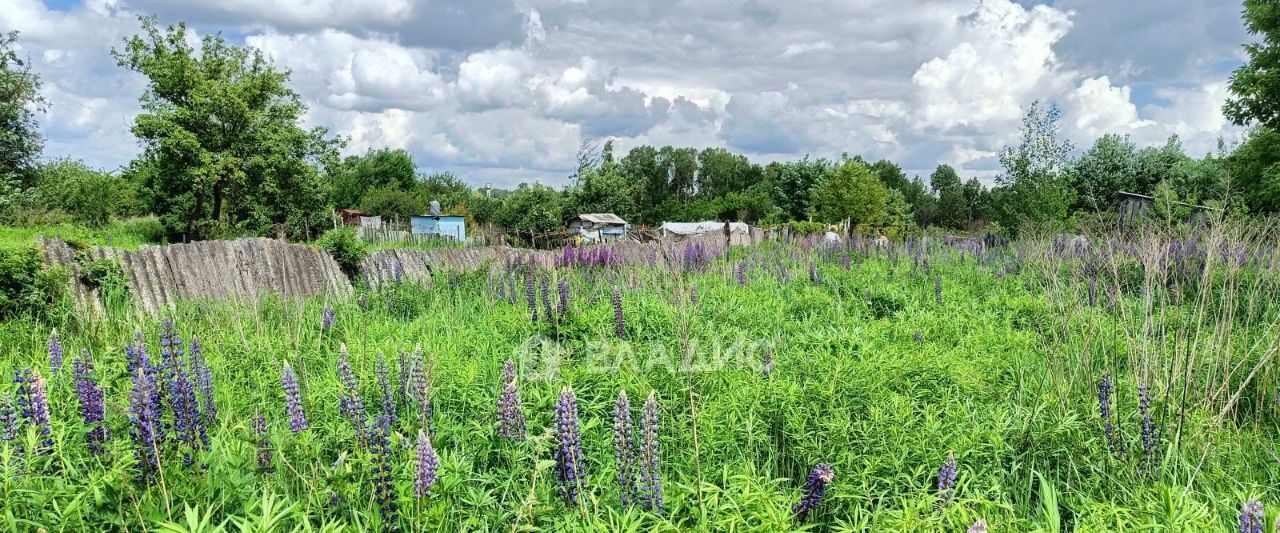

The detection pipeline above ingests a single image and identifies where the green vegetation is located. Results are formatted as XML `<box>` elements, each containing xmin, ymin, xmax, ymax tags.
<box><xmin>1</xmin><ymin>224</ymin><xmax>1278</xmax><ymax>530</ymax></box>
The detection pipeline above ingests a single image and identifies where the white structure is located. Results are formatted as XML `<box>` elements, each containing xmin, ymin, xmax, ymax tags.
<box><xmin>659</xmin><ymin>221</ymin><xmax>752</xmax><ymax>245</ymax></box>
<box><xmin>569</xmin><ymin>213</ymin><xmax>630</xmax><ymax>243</ymax></box>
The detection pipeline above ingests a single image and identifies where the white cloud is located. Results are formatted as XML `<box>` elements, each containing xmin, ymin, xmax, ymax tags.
<box><xmin>780</xmin><ymin>40</ymin><xmax>833</xmax><ymax>58</ymax></box>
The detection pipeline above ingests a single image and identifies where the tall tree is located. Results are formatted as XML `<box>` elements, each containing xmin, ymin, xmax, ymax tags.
<box><xmin>115</xmin><ymin>17</ymin><xmax>340</xmax><ymax>240</ymax></box>
<box><xmin>620</xmin><ymin>145</ymin><xmax>666</xmax><ymax>223</ymax></box>
<box><xmin>0</xmin><ymin>31</ymin><xmax>46</xmax><ymax>212</ymax></box>
<box><xmin>659</xmin><ymin>146</ymin><xmax>698</xmax><ymax>202</ymax></box>
<box><xmin>992</xmin><ymin>101</ymin><xmax>1076</xmax><ymax>232</ymax></box>
<box><xmin>930</xmin><ymin>164</ymin><xmax>967</xmax><ymax>229</ymax></box>
<box><xmin>332</xmin><ymin>148</ymin><xmax>416</xmax><ymax>209</ymax></box>
<box><xmin>810</xmin><ymin>158</ymin><xmax>888</xmax><ymax>227</ymax></box>
<box><xmin>869</xmin><ymin>159</ymin><xmax>910</xmax><ymax>192</ymax></box>
<box><xmin>765</xmin><ymin>158</ymin><xmax>829</xmax><ymax>222</ymax></box>
<box><xmin>1225</xmin><ymin>0</ymin><xmax>1280</xmax><ymax>129</ymax></box>
<box><xmin>696</xmin><ymin>148</ymin><xmax>761</xmax><ymax>199</ymax></box>
<box><xmin>1071</xmin><ymin>133</ymin><xmax>1138</xmax><ymax>211</ymax></box>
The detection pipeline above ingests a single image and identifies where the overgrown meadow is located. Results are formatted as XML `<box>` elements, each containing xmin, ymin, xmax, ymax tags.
<box><xmin>1</xmin><ymin>223</ymin><xmax>1279</xmax><ymax>532</ymax></box>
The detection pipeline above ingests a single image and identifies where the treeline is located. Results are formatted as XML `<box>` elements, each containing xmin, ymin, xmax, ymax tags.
<box><xmin>3</xmin><ymin>10</ymin><xmax>1280</xmax><ymax>244</ymax></box>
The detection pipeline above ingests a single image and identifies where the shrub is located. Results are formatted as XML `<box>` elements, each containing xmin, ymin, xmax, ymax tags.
<box><xmin>788</xmin><ymin>221</ymin><xmax>828</xmax><ymax>235</ymax></box>
<box><xmin>0</xmin><ymin>246</ymin><xmax>68</xmax><ymax>320</ymax></box>
<box><xmin>317</xmin><ymin>227</ymin><xmax>367</xmax><ymax>281</ymax></box>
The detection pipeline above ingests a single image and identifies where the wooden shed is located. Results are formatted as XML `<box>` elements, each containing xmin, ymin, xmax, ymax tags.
<box><xmin>568</xmin><ymin>213</ymin><xmax>629</xmax><ymax>243</ymax></box>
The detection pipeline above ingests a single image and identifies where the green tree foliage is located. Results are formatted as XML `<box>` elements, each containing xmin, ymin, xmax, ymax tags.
<box><xmin>358</xmin><ymin>185</ymin><xmax>427</xmax><ymax>222</ymax></box>
<box><xmin>962</xmin><ymin>177</ymin><xmax>992</xmax><ymax>225</ymax></box>
<box><xmin>34</xmin><ymin>159</ymin><xmax>138</xmax><ymax>226</ymax></box>
<box><xmin>929</xmin><ymin>165</ymin><xmax>967</xmax><ymax>229</ymax></box>
<box><xmin>884</xmin><ymin>188</ymin><xmax>914</xmax><ymax>228</ymax></box>
<box><xmin>1071</xmin><ymin>133</ymin><xmax>1139</xmax><ymax>211</ymax></box>
<box><xmin>696</xmin><ymin>148</ymin><xmax>762</xmax><ymax>199</ymax></box>
<box><xmin>331</xmin><ymin>148</ymin><xmax>416</xmax><ymax>209</ymax></box>
<box><xmin>115</xmin><ymin>17</ymin><xmax>340</xmax><ymax>241</ymax></box>
<box><xmin>494</xmin><ymin>184</ymin><xmax>564</xmax><ymax>235</ymax></box>
<box><xmin>810</xmin><ymin>158</ymin><xmax>888</xmax><ymax>226</ymax></box>
<box><xmin>869</xmin><ymin>159</ymin><xmax>910</xmax><ymax>192</ymax></box>
<box><xmin>565</xmin><ymin>161</ymin><xmax>640</xmax><ymax>223</ymax></box>
<box><xmin>765</xmin><ymin>158</ymin><xmax>829</xmax><ymax>222</ymax></box>
<box><xmin>0</xmin><ymin>31</ymin><xmax>46</xmax><ymax>213</ymax></box>
<box><xmin>1225</xmin><ymin>0</ymin><xmax>1280</xmax><ymax>129</ymax></box>
<box><xmin>1227</xmin><ymin>127</ymin><xmax>1280</xmax><ymax>212</ymax></box>
<box><xmin>993</xmin><ymin>101</ymin><xmax>1076</xmax><ymax>232</ymax></box>
<box><xmin>416</xmin><ymin>171</ymin><xmax>471</xmax><ymax>208</ymax></box>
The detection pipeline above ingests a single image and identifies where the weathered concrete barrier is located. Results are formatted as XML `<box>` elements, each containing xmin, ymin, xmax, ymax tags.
<box><xmin>40</xmin><ymin>237</ymin><xmax>353</xmax><ymax>315</ymax></box>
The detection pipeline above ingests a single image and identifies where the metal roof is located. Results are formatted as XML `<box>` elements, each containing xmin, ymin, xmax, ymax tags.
<box><xmin>578</xmin><ymin>213</ymin><xmax>628</xmax><ymax>225</ymax></box>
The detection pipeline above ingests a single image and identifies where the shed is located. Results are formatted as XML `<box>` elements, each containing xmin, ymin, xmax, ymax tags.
<box><xmin>1118</xmin><ymin>191</ymin><xmax>1219</xmax><ymax>225</ymax></box>
<box><xmin>659</xmin><ymin>221</ymin><xmax>752</xmax><ymax>246</ymax></box>
<box><xmin>410</xmin><ymin>215</ymin><xmax>467</xmax><ymax>241</ymax></box>
<box><xmin>338</xmin><ymin>209</ymin><xmax>367</xmax><ymax>226</ymax></box>
<box><xmin>569</xmin><ymin>213</ymin><xmax>629</xmax><ymax>243</ymax></box>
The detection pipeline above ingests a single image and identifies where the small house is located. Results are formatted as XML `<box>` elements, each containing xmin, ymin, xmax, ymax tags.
<box><xmin>569</xmin><ymin>213</ymin><xmax>629</xmax><ymax>243</ymax></box>
<box><xmin>659</xmin><ymin>221</ymin><xmax>752</xmax><ymax>246</ymax></box>
<box><xmin>410</xmin><ymin>214</ymin><xmax>467</xmax><ymax>241</ymax></box>
<box><xmin>337</xmin><ymin>209</ymin><xmax>367</xmax><ymax>226</ymax></box>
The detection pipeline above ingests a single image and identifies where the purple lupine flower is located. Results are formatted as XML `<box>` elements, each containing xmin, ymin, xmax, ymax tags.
<box><xmin>495</xmin><ymin>361</ymin><xmax>526</xmax><ymax>441</ymax></box>
<box><xmin>409</xmin><ymin>349</ymin><xmax>433</xmax><ymax>433</ymax></box>
<box><xmin>73</xmin><ymin>352</ymin><xmax>109</xmax><ymax>454</ymax></box>
<box><xmin>376</xmin><ymin>353</ymin><xmax>396</xmax><ymax>426</ymax></box>
<box><xmin>809</xmin><ymin>262</ymin><xmax>821</xmax><ymax>285</ymax></box>
<box><xmin>1098</xmin><ymin>375</ymin><xmax>1123</xmax><ymax>454</ymax></box>
<box><xmin>321</xmin><ymin>305</ymin><xmax>336</xmax><ymax>330</ymax></box>
<box><xmin>253</xmin><ymin>410</ymin><xmax>274</xmax><ymax>473</ymax></box>
<box><xmin>734</xmin><ymin>262</ymin><xmax>747</xmax><ymax>285</ymax></box>
<box><xmin>336</xmin><ymin>344</ymin><xmax>368</xmax><ymax>443</ymax></box>
<box><xmin>557</xmin><ymin>278</ymin><xmax>570</xmax><ymax>316</ymax></box>
<box><xmin>793</xmin><ymin>463</ymin><xmax>835</xmax><ymax>523</ymax></box>
<box><xmin>281</xmin><ymin>361</ymin><xmax>307</xmax><ymax>433</ymax></box>
<box><xmin>613</xmin><ymin>286</ymin><xmax>626</xmax><ymax>339</ymax></box>
<box><xmin>1088</xmin><ymin>278</ymin><xmax>1098</xmax><ymax>307</ymax></box>
<box><xmin>613</xmin><ymin>389</ymin><xmax>638</xmax><ymax>507</ymax></box>
<box><xmin>689</xmin><ymin>284</ymin><xmax>699</xmax><ymax>307</ymax></box>
<box><xmin>190</xmin><ymin>337</ymin><xmax>215</xmax><ymax>442</ymax></box>
<box><xmin>936</xmin><ymin>451</ymin><xmax>957</xmax><ymax>506</ymax></box>
<box><xmin>161</xmin><ymin>323</ymin><xmax>202</xmax><ymax>464</ymax></box>
<box><xmin>17</xmin><ymin>369</ymin><xmax>52</xmax><ymax>453</ymax></box>
<box><xmin>370</xmin><ymin>414</ymin><xmax>399</xmax><ymax>525</ymax></box>
<box><xmin>398</xmin><ymin>349</ymin><xmax>413</xmax><ymax>409</ymax></box>
<box><xmin>554</xmin><ymin>387</ymin><xmax>587</xmax><ymax>506</ymax></box>
<box><xmin>525</xmin><ymin>270</ymin><xmax>538</xmax><ymax>324</ymax></box>
<box><xmin>934</xmin><ymin>276</ymin><xmax>943</xmax><ymax>306</ymax></box>
<box><xmin>0</xmin><ymin>392</ymin><xmax>16</xmax><ymax>442</ymax></box>
<box><xmin>913</xmin><ymin>330</ymin><xmax>923</xmax><ymax>344</ymax></box>
<box><xmin>639</xmin><ymin>391</ymin><xmax>662</xmax><ymax>512</ymax></box>
<box><xmin>129</xmin><ymin>367</ymin><xmax>161</xmax><ymax>481</ymax></box>
<box><xmin>1239</xmin><ymin>500</ymin><xmax>1264</xmax><ymax>533</ymax></box>
<box><xmin>414</xmin><ymin>429</ymin><xmax>439</xmax><ymax>499</ymax></box>
<box><xmin>1139</xmin><ymin>384</ymin><xmax>1159</xmax><ymax>475</ymax></box>
<box><xmin>761</xmin><ymin>346</ymin><xmax>775</xmax><ymax>379</ymax></box>
<box><xmin>48</xmin><ymin>329</ymin><xmax>63</xmax><ymax>376</ymax></box>
<box><xmin>125</xmin><ymin>330</ymin><xmax>148</xmax><ymax>374</ymax></box>
<box><xmin>840</xmin><ymin>252</ymin><xmax>851</xmax><ymax>271</ymax></box>
<box><xmin>967</xmin><ymin>519</ymin><xmax>989</xmax><ymax>533</ymax></box>
<box><xmin>541</xmin><ymin>274</ymin><xmax>554</xmax><ymax>323</ymax></box>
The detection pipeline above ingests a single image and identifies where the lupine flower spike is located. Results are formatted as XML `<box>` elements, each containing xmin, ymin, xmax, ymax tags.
<box><xmin>253</xmin><ymin>410</ymin><xmax>274</xmax><ymax>473</ymax></box>
<box><xmin>495</xmin><ymin>361</ymin><xmax>526</xmax><ymax>441</ymax></box>
<box><xmin>414</xmin><ymin>429</ymin><xmax>439</xmax><ymax>499</ymax></box>
<box><xmin>967</xmin><ymin>519</ymin><xmax>989</xmax><ymax>533</ymax></box>
<box><xmin>793</xmin><ymin>463</ymin><xmax>835</xmax><ymax>523</ymax></box>
<box><xmin>73</xmin><ymin>352</ymin><xmax>109</xmax><ymax>454</ymax></box>
<box><xmin>1239</xmin><ymin>500</ymin><xmax>1264</xmax><ymax>533</ymax></box>
<box><xmin>370</xmin><ymin>414</ymin><xmax>398</xmax><ymax>524</ymax></box>
<box><xmin>48</xmin><ymin>329</ymin><xmax>63</xmax><ymax>376</ymax></box>
<box><xmin>336</xmin><ymin>345</ymin><xmax>368</xmax><ymax>444</ymax></box>
<box><xmin>639</xmin><ymin>391</ymin><xmax>662</xmax><ymax>512</ymax></box>
<box><xmin>613</xmin><ymin>286</ymin><xmax>626</xmax><ymax>339</ymax></box>
<box><xmin>1098</xmin><ymin>375</ymin><xmax>1123</xmax><ymax>454</ymax></box>
<box><xmin>281</xmin><ymin>361</ymin><xmax>308</xmax><ymax>433</ymax></box>
<box><xmin>613</xmin><ymin>389</ymin><xmax>638</xmax><ymax>507</ymax></box>
<box><xmin>1138</xmin><ymin>384</ymin><xmax>1159</xmax><ymax>474</ymax></box>
<box><xmin>554</xmin><ymin>387</ymin><xmax>587</xmax><ymax>506</ymax></box>
<box><xmin>129</xmin><ymin>367</ymin><xmax>161</xmax><ymax>481</ymax></box>
<box><xmin>936</xmin><ymin>451</ymin><xmax>957</xmax><ymax>507</ymax></box>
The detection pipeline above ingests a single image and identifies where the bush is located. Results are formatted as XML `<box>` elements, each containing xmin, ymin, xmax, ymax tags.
<box><xmin>0</xmin><ymin>246</ymin><xmax>68</xmax><ymax>320</ymax></box>
<box><xmin>788</xmin><ymin>221</ymin><xmax>828</xmax><ymax>235</ymax></box>
<box><xmin>78</xmin><ymin>255</ymin><xmax>129</xmax><ymax>300</ymax></box>
<box><xmin>317</xmin><ymin>227</ymin><xmax>367</xmax><ymax>281</ymax></box>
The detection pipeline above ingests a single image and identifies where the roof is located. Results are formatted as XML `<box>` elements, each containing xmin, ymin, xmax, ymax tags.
<box><xmin>338</xmin><ymin>209</ymin><xmax>367</xmax><ymax>215</ymax></box>
<box><xmin>577</xmin><ymin>213</ymin><xmax>628</xmax><ymax>225</ymax></box>
<box><xmin>411</xmin><ymin>214</ymin><xmax>466</xmax><ymax>220</ymax></box>
<box><xmin>660</xmin><ymin>221</ymin><xmax>749</xmax><ymax>235</ymax></box>
<box><xmin>1117</xmin><ymin>191</ymin><xmax>1221</xmax><ymax>211</ymax></box>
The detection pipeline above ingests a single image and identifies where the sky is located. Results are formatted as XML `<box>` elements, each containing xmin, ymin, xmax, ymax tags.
<box><xmin>2</xmin><ymin>0</ymin><xmax>1253</xmax><ymax>188</ymax></box>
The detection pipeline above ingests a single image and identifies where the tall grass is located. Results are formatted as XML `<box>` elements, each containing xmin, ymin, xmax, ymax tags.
<box><xmin>0</xmin><ymin>222</ymin><xmax>1276</xmax><ymax>531</ymax></box>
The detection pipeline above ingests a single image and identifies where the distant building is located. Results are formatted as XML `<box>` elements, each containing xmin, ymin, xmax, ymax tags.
<box><xmin>569</xmin><ymin>213</ymin><xmax>629</xmax><ymax>243</ymax></box>
<box><xmin>1118</xmin><ymin>191</ymin><xmax>1218</xmax><ymax>225</ymax></box>
<box><xmin>337</xmin><ymin>209</ymin><xmax>367</xmax><ymax>226</ymax></box>
<box><xmin>659</xmin><ymin>221</ymin><xmax>752</xmax><ymax>246</ymax></box>
<box><xmin>410</xmin><ymin>214</ymin><xmax>467</xmax><ymax>241</ymax></box>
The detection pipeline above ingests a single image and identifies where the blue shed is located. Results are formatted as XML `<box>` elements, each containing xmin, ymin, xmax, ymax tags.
<box><xmin>410</xmin><ymin>215</ymin><xmax>467</xmax><ymax>241</ymax></box>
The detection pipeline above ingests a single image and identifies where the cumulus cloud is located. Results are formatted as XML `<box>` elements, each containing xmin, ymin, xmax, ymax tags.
<box><xmin>4</xmin><ymin>0</ymin><xmax>1252</xmax><ymax>187</ymax></box>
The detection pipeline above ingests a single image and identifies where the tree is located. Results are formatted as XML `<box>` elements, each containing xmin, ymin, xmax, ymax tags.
<box><xmin>0</xmin><ymin>31</ymin><xmax>46</xmax><ymax>212</ymax></box>
<box><xmin>115</xmin><ymin>17</ymin><xmax>340</xmax><ymax>240</ymax></box>
<box><xmin>620</xmin><ymin>145</ymin><xmax>667</xmax><ymax>224</ymax></box>
<box><xmin>1226</xmin><ymin>127</ymin><xmax>1280</xmax><ymax>212</ymax></box>
<box><xmin>1225</xmin><ymin>0</ymin><xmax>1280</xmax><ymax>129</ymax></box>
<box><xmin>696</xmin><ymin>148</ymin><xmax>761</xmax><ymax>199</ymax></box>
<box><xmin>659</xmin><ymin>146</ymin><xmax>698</xmax><ymax>202</ymax></box>
<box><xmin>929</xmin><ymin>165</ymin><xmax>966</xmax><ymax>229</ymax></box>
<box><xmin>961</xmin><ymin>178</ymin><xmax>992</xmax><ymax>225</ymax></box>
<box><xmin>884</xmin><ymin>188</ymin><xmax>914</xmax><ymax>229</ymax></box>
<box><xmin>359</xmin><ymin>184</ymin><xmax>426</xmax><ymax>222</ymax></box>
<box><xmin>494</xmin><ymin>184</ymin><xmax>564</xmax><ymax>236</ymax></box>
<box><xmin>1133</xmin><ymin>136</ymin><xmax>1191</xmax><ymax>196</ymax></box>
<box><xmin>331</xmin><ymin>148</ymin><xmax>416</xmax><ymax>209</ymax></box>
<box><xmin>810</xmin><ymin>159</ymin><xmax>888</xmax><ymax>227</ymax></box>
<box><xmin>993</xmin><ymin>101</ymin><xmax>1076</xmax><ymax>232</ymax></box>
<box><xmin>564</xmin><ymin>164</ymin><xmax>639</xmax><ymax>223</ymax></box>
<box><xmin>869</xmin><ymin>159</ymin><xmax>911</xmax><ymax>192</ymax></box>
<box><xmin>1071</xmin><ymin>133</ymin><xmax>1138</xmax><ymax>211</ymax></box>
<box><xmin>35</xmin><ymin>159</ymin><xmax>138</xmax><ymax>226</ymax></box>
<box><xmin>417</xmin><ymin>171</ymin><xmax>471</xmax><ymax>208</ymax></box>
<box><xmin>765</xmin><ymin>158</ymin><xmax>829</xmax><ymax>222</ymax></box>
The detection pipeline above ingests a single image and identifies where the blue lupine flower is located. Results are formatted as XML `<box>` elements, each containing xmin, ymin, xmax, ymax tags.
<box><xmin>639</xmin><ymin>392</ymin><xmax>662</xmax><ymax>512</ymax></box>
<box><xmin>414</xmin><ymin>429</ymin><xmax>439</xmax><ymax>499</ymax></box>
<box><xmin>554</xmin><ymin>387</ymin><xmax>587</xmax><ymax>506</ymax></box>
<box><xmin>613</xmin><ymin>389</ymin><xmax>637</xmax><ymax>507</ymax></box>
<box><xmin>793</xmin><ymin>463</ymin><xmax>835</xmax><ymax>523</ymax></box>
<box><xmin>281</xmin><ymin>361</ymin><xmax>307</xmax><ymax>433</ymax></box>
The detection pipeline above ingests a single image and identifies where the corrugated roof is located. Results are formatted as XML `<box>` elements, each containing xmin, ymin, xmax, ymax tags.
<box><xmin>578</xmin><ymin>213</ymin><xmax>628</xmax><ymax>225</ymax></box>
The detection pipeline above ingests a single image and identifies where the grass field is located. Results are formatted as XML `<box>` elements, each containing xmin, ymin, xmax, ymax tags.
<box><xmin>0</xmin><ymin>223</ymin><xmax>1277</xmax><ymax>531</ymax></box>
